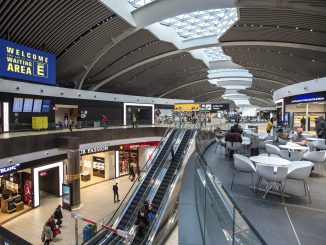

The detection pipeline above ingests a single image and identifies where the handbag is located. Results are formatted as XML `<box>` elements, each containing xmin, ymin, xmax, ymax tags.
<box><xmin>53</xmin><ymin>228</ymin><xmax>61</xmax><ymax>237</ymax></box>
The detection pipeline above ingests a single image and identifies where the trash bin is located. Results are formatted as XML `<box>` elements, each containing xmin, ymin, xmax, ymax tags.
<box><xmin>83</xmin><ymin>224</ymin><xmax>97</xmax><ymax>241</ymax></box>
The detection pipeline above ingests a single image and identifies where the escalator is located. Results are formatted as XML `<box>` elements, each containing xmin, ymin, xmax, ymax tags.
<box><xmin>86</xmin><ymin>129</ymin><xmax>178</xmax><ymax>245</ymax></box>
<box><xmin>132</xmin><ymin>129</ymin><xmax>193</xmax><ymax>245</ymax></box>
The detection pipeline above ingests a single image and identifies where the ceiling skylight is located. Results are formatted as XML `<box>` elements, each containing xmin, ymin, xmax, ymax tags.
<box><xmin>128</xmin><ymin>0</ymin><xmax>154</xmax><ymax>8</ymax></box>
<box><xmin>204</xmin><ymin>47</ymin><xmax>231</xmax><ymax>61</ymax></box>
<box><xmin>161</xmin><ymin>8</ymin><xmax>238</xmax><ymax>40</ymax></box>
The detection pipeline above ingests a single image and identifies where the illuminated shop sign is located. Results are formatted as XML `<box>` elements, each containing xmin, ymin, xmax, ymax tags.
<box><xmin>288</xmin><ymin>92</ymin><xmax>326</xmax><ymax>104</ymax></box>
<box><xmin>0</xmin><ymin>38</ymin><xmax>56</xmax><ymax>84</ymax></box>
<box><xmin>80</xmin><ymin>146</ymin><xmax>109</xmax><ymax>156</ymax></box>
<box><xmin>0</xmin><ymin>163</ymin><xmax>20</xmax><ymax>174</ymax></box>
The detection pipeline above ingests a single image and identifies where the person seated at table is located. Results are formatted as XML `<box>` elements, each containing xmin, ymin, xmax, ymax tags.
<box><xmin>277</xmin><ymin>128</ymin><xmax>289</xmax><ymax>140</ymax></box>
<box><xmin>232</xmin><ymin>123</ymin><xmax>243</xmax><ymax>134</ymax></box>
<box><xmin>225</xmin><ymin>126</ymin><xmax>242</xmax><ymax>143</ymax></box>
<box><xmin>290</xmin><ymin>128</ymin><xmax>307</xmax><ymax>146</ymax></box>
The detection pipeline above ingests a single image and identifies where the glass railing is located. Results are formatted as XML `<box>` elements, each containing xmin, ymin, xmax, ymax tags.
<box><xmin>194</xmin><ymin>127</ymin><xmax>266</xmax><ymax>245</ymax></box>
<box><xmin>6</xmin><ymin>119</ymin><xmax>159</xmax><ymax>132</ymax></box>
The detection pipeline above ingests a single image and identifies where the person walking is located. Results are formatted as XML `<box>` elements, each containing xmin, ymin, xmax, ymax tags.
<box><xmin>300</xmin><ymin>116</ymin><xmax>306</xmax><ymax>131</ymax></box>
<box><xmin>316</xmin><ymin>116</ymin><xmax>326</xmax><ymax>139</ymax></box>
<box><xmin>132</xmin><ymin>114</ymin><xmax>137</xmax><ymax>128</ymax></box>
<box><xmin>69</xmin><ymin>116</ymin><xmax>73</xmax><ymax>132</ymax></box>
<box><xmin>41</xmin><ymin>222</ymin><xmax>53</xmax><ymax>245</ymax></box>
<box><xmin>129</xmin><ymin>165</ymin><xmax>135</xmax><ymax>181</ymax></box>
<box><xmin>266</xmin><ymin>118</ymin><xmax>273</xmax><ymax>135</ymax></box>
<box><xmin>102</xmin><ymin>114</ymin><xmax>108</xmax><ymax>129</ymax></box>
<box><xmin>113</xmin><ymin>182</ymin><xmax>120</xmax><ymax>203</ymax></box>
<box><xmin>54</xmin><ymin>205</ymin><xmax>63</xmax><ymax>227</ymax></box>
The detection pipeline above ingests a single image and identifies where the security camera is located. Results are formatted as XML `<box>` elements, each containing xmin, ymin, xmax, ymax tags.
<box><xmin>9</xmin><ymin>159</ymin><xmax>13</xmax><ymax>163</ymax></box>
<box><xmin>60</xmin><ymin>91</ymin><xmax>64</xmax><ymax>95</ymax></box>
<box><xmin>45</xmin><ymin>151</ymin><xmax>49</xmax><ymax>155</ymax></box>
<box><xmin>78</xmin><ymin>93</ymin><xmax>81</xmax><ymax>97</ymax></box>
<box><xmin>16</xmin><ymin>86</ymin><xmax>19</xmax><ymax>90</ymax></box>
<box><xmin>40</xmin><ymin>89</ymin><xmax>44</xmax><ymax>93</ymax></box>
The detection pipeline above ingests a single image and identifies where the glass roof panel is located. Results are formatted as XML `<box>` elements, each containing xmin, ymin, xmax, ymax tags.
<box><xmin>161</xmin><ymin>8</ymin><xmax>238</xmax><ymax>40</ymax></box>
<box><xmin>204</xmin><ymin>47</ymin><xmax>231</xmax><ymax>61</ymax></box>
<box><xmin>128</xmin><ymin>0</ymin><xmax>155</xmax><ymax>8</ymax></box>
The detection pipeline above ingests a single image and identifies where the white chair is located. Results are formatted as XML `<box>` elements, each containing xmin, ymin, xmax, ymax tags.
<box><xmin>258</xmin><ymin>139</ymin><xmax>273</xmax><ymax>153</ymax></box>
<box><xmin>303</xmin><ymin>151</ymin><xmax>326</xmax><ymax>176</ymax></box>
<box><xmin>226</xmin><ymin>142</ymin><xmax>242</xmax><ymax>159</ymax></box>
<box><xmin>231</xmin><ymin>154</ymin><xmax>256</xmax><ymax>190</ymax></box>
<box><xmin>306</xmin><ymin>141</ymin><xmax>315</xmax><ymax>151</ymax></box>
<box><xmin>313</xmin><ymin>140</ymin><xmax>326</xmax><ymax>150</ymax></box>
<box><xmin>256</xmin><ymin>165</ymin><xmax>288</xmax><ymax>203</ymax></box>
<box><xmin>289</xmin><ymin>151</ymin><xmax>304</xmax><ymax>161</ymax></box>
<box><xmin>286</xmin><ymin>161</ymin><xmax>313</xmax><ymax>203</ymax></box>
<box><xmin>278</xmin><ymin>137</ymin><xmax>288</xmax><ymax>145</ymax></box>
<box><xmin>265</xmin><ymin>144</ymin><xmax>290</xmax><ymax>159</ymax></box>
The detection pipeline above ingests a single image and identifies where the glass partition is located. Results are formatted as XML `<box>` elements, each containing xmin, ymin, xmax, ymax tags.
<box><xmin>195</xmin><ymin>127</ymin><xmax>266</xmax><ymax>245</ymax></box>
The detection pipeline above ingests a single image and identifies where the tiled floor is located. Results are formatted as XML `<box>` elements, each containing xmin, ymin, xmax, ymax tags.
<box><xmin>164</xmin><ymin>226</ymin><xmax>178</xmax><ymax>245</ymax></box>
<box><xmin>204</xmin><ymin>143</ymin><xmax>326</xmax><ymax>245</ymax></box>
<box><xmin>3</xmin><ymin>176</ymin><xmax>134</xmax><ymax>245</ymax></box>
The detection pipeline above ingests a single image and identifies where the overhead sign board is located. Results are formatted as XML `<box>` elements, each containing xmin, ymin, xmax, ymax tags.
<box><xmin>287</xmin><ymin>92</ymin><xmax>326</xmax><ymax>104</ymax></box>
<box><xmin>0</xmin><ymin>38</ymin><xmax>56</xmax><ymax>85</ymax></box>
<box><xmin>200</xmin><ymin>103</ymin><xmax>229</xmax><ymax>112</ymax></box>
<box><xmin>174</xmin><ymin>103</ymin><xmax>200</xmax><ymax>112</ymax></box>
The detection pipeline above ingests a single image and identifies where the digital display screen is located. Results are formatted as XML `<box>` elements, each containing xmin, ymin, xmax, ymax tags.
<box><xmin>12</xmin><ymin>98</ymin><xmax>24</xmax><ymax>112</ymax></box>
<box><xmin>32</xmin><ymin>99</ymin><xmax>42</xmax><ymax>112</ymax></box>
<box><xmin>23</xmin><ymin>98</ymin><xmax>33</xmax><ymax>112</ymax></box>
<box><xmin>41</xmin><ymin>100</ymin><xmax>51</xmax><ymax>112</ymax></box>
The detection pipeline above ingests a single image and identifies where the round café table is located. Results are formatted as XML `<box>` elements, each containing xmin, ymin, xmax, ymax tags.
<box><xmin>249</xmin><ymin>155</ymin><xmax>291</xmax><ymax>167</ymax></box>
<box><xmin>306</xmin><ymin>138</ymin><xmax>324</xmax><ymax>141</ymax></box>
<box><xmin>279</xmin><ymin>144</ymin><xmax>309</xmax><ymax>151</ymax></box>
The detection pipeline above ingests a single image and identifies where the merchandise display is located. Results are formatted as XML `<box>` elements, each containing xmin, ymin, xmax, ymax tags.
<box><xmin>81</xmin><ymin>171</ymin><xmax>91</xmax><ymax>181</ymax></box>
<box><xmin>92</xmin><ymin>157</ymin><xmax>105</xmax><ymax>178</ymax></box>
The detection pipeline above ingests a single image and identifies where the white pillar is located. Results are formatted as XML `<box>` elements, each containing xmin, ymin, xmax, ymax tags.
<box><xmin>305</xmin><ymin>104</ymin><xmax>309</xmax><ymax>131</ymax></box>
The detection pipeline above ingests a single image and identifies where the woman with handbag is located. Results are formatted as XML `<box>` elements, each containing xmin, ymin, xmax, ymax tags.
<box><xmin>41</xmin><ymin>223</ymin><xmax>53</xmax><ymax>245</ymax></box>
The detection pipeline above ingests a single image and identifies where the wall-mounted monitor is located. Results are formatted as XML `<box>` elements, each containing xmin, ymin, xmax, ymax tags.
<box><xmin>33</xmin><ymin>99</ymin><xmax>42</xmax><ymax>113</ymax></box>
<box><xmin>12</xmin><ymin>98</ymin><xmax>24</xmax><ymax>112</ymax></box>
<box><xmin>23</xmin><ymin>98</ymin><xmax>33</xmax><ymax>112</ymax></box>
<box><xmin>41</xmin><ymin>100</ymin><xmax>51</xmax><ymax>112</ymax></box>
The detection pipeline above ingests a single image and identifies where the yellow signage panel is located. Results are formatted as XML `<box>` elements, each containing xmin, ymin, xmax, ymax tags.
<box><xmin>174</xmin><ymin>104</ymin><xmax>200</xmax><ymax>112</ymax></box>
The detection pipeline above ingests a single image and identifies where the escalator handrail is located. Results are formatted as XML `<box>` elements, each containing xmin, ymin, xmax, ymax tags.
<box><xmin>100</xmin><ymin>129</ymin><xmax>181</xmax><ymax>244</ymax></box>
<box><xmin>85</xmin><ymin>128</ymin><xmax>173</xmax><ymax>243</ymax></box>
<box><xmin>144</xmin><ymin>130</ymin><xmax>197</xmax><ymax>244</ymax></box>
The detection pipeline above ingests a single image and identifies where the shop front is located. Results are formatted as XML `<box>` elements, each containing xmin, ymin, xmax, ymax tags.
<box><xmin>79</xmin><ymin>141</ymin><xmax>159</xmax><ymax>185</ymax></box>
<box><xmin>79</xmin><ymin>146</ymin><xmax>115</xmax><ymax>188</ymax></box>
<box><xmin>116</xmin><ymin>142</ymin><xmax>159</xmax><ymax>178</ymax></box>
<box><xmin>284</xmin><ymin>91</ymin><xmax>326</xmax><ymax>131</ymax></box>
<box><xmin>0</xmin><ymin>158</ymin><xmax>64</xmax><ymax>224</ymax></box>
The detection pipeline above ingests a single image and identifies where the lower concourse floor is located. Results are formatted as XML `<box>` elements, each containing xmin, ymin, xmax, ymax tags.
<box><xmin>205</xmin><ymin>143</ymin><xmax>326</xmax><ymax>245</ymax></box>
<box><xmin>2</xmin><ymin>176</ymin><xmax>133</xmax><ymax>245</ymax></box>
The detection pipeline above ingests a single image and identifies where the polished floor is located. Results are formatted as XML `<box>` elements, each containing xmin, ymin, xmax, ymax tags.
<box><xmin>165</xmin><ymin>226</ymin><xmax>178</xmax><ymax>245</ymax></box>
<box><xmin>3</xmin><ymin>176</ymin><xmax>133</xmax><ymax>245</ymax></box>
<box><xmin>204</xmin><ymin>144</ymin><xmax>326</xmax><ymax>245</ymax></box>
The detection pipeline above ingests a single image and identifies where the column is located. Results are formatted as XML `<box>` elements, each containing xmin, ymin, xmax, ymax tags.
<box><xmin>306</xmin><ymin>103</ymin><xmax>309</xmax><ymax>131</ymax></box>
<box><xmin>57</xmin><ymin>136</ymin><xmax>81</xmax><ymax>208</ymax></box>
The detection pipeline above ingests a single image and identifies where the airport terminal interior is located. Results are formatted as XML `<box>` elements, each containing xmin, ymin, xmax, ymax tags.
<box><xmin>0</xmin><ymin>0</ymin><xmax>326</xmax><ymax>244</ymax></box>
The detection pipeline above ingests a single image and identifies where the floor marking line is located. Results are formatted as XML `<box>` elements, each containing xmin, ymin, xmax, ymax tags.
<box><xmin>284</xmin><ymin>206</ymin><xmax>301</xmax><ymax>245</ymax></box>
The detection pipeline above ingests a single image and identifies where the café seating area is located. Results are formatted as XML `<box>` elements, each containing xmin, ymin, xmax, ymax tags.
<box><xmin>207</xmin><ymin>127</ymin><xmax>326</xmax><ymax>245</ymax></box>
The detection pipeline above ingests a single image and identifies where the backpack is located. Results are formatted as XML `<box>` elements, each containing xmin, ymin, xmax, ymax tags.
<box><xmin>148</xmin><ymin>211</ymin><xmax>154</xmax><ymax>222</ymax></box>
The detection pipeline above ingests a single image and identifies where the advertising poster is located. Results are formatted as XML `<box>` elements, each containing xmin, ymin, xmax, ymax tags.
<box><xmin>62</xmin><ymin>183</ymin><xmax>72</xmax><ymax>211</ymax></box>
<box><xmin>0</xmin><ymin>38</ymin><xmax>56</xmax><ymax>84</ymax></box>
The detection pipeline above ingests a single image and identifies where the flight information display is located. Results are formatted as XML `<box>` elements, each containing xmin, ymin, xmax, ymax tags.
<box><xmin>41</xmin><ymin>100</ymin><xmax>51</xmax><ymax>112</ymax></box>
<box><xmin>12</xmin><ymin>98</ymin><xmax>24</xmax><ymax>112</ymax></box>
<box><xmin>32</xmin><ymin>99</ymin><xmax>42</xmax><ymax>112</ymax></box>
<box><xmin>23</xmin><ymin>98</ymin><xmax>33</xmax><ymax>112</ymax></box>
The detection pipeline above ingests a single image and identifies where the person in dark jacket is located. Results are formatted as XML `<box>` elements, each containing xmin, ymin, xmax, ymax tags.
<box><xmin>113</xmin><ymin>183</ymin><xmax>120</xmax><ymax>203</ymax></box>
<box><xmin>54</xmin><ymin>205</ymin><xmax>63</xmax><ymax>227</ymax></box>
